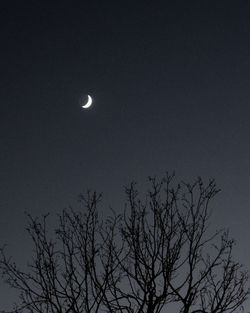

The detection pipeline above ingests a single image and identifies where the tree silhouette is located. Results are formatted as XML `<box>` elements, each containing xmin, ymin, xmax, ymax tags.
<box><xmin>0</xmin><ymin>174</ymin><xmax>249</xmax><ymax>313</ymax></box>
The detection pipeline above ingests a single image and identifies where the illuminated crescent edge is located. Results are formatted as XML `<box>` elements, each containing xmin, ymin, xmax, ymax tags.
<box><xmin>82</xmin><ymin>95</ymin><xmax>92</xmax><ymax>108</ymax></box>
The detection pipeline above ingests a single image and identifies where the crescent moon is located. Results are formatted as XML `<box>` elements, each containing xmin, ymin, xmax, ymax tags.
<box><xmin>82</xmin><ymin>95</ymin><xmax>93</xmax><ymax>109</ymax></box>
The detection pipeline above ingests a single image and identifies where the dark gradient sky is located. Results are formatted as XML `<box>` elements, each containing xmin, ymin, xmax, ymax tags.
<box><xmin>1</xmin><ymin>1</ymin><xmax>250</xmax><ymax>309</ymax></box>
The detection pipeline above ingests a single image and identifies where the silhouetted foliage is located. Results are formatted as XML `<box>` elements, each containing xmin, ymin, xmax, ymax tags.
<box><xmin>0</xmin><ymin>174</ymin><xmax>249</xmax><ymax>313</ymax></box>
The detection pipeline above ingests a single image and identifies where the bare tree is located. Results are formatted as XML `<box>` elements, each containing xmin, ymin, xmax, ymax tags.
<box><xmin>0</xmin><ymin>174</ymin><xmax>249</xmax><ymax>313</ymax></box>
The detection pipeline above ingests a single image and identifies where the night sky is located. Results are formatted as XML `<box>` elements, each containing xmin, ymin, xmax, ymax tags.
<box><xmin>1</xmin><ymin>1</ymin><xmax>250</xmax><ymax>309</ymax></box>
